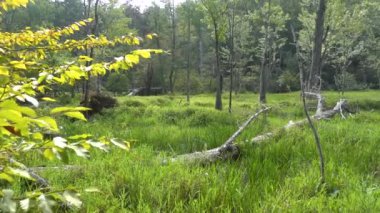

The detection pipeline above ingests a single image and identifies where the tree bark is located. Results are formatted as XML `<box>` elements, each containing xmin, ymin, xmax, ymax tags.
<box><xmin>197</xmin><ymin>28</ymin><xmax>204</xmax><ymax>76</ymax></box>
<box><xmin>83</xmin><ymin>0</ymin><xmax>99</xmax><ymax>117</ymax></box>
<box><xmin>168</xmin><ymin>95</ymin><xmax>349</xmax><ymax>165</ymax></box>
<box><xmin>186</xmin><ymin>17</ymin><xmax>191</xmax><ymax>103</ymax></box>
<box><xmin>251</xmin><ymin>99</ymin><xmax>349</xmax><ymax>144</ymax></box>
<box><xmin>259</xmin><ymin>0</ymin><xmax>271</xmax><ymax>104</ymax></box>
<box><xmin>308</xmin><ymin>0</ymin><xmax>326</xmax><ymax>92</ymax></box>
<box><xmin>169</xmin><ymin>0</ymin><xmax>176</xmax><ymax>94</ymax></box>
<box><xmin>214</xmin><ymin>20</ymin><xmax>223</xmax><ymax>110</ymax></box>
<box><xmin>228</xmin><ymin>4</ymin><xmax>236</xmax><ymax>113</ymax></box>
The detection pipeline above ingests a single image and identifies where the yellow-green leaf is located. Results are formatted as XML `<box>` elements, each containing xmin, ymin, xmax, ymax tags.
<box><xmin>125</xmin><ymin>54</ymin><xmax>140</xmax><ymax>64</ymax></box>
<box><xmin>10</xmin><ymin>61</ymin><xmax>27</xmax><ymax>70</ymax></box>
<box><xmin>6</xmin><ymin>167</ymin><xmax>34</xmax><ymax>180</ymax></box>
<box><xmin>51</xmin><ymin>106</ymin><xmax>90</xmax><ymax>114</ymax></box>
<box><xmin>63</xmin><ymin>191</ymin><xmax>82</xmax><ymax>208</ymax></box>
<box><xmin>41</xmin><ymin>97</ymin><xmax>56</xmax><ymax>102</ymax></box>
<box><xmin>43</xmin><ymin>149</ymin><xmax>55</xmax><ymax>161</ymax></box>
<box><xmin>0</xmin><ymin>173</ymin><xmax>14</xmax><ymax>182</ymax></box>
<box><xmin>110</xmin><ymin>138</ymin><xmax>129</xmax><ymax>150</ymax></box>
<box><xmin>63</xmin><ymin>111</ymin><xmax>87</xmax><ymax>121</ymax></box>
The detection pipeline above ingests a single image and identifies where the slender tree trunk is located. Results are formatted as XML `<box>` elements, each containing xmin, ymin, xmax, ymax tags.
<box><xmin>309</xmin><ymin>0</ymin><xmax>326</xmax><ymax>92</ymax></box>
<box><xmin>146</xmin><ymin>63</ymin><xmax>154</xmax><ymax>95</ymax></box>
<box><xmin>214</xmin><ymin>20</ymin><xmax>222</xmax><ymax>110</ymax></box>
<box><xmin>228</xmin><ymin>6</ymin><xmax>236</xmax><ymax>113</ymax></box>
<box><xmin>291</xmin><ymin>0</ymin><xmax>326</xmax><ymax>184</ymax></box>
<box><xmin>83</xmin><ymin>0</ymin><xmax>99</xmax><ymax>117</ymax></box>
<box><xmin>197</xmin><ymin>28</ymin><xmax>204</xmax><ymax>76</ymax></box>
<box><xmin>310</xmin><ymin>0</ymin><xmax>327</xmax><ymax>185</ymax></box>
<box><xmin>259</xmin><ymin>54</ymin><xmax>267</xmax><ymax>104</ymax></box>
<box><xmin>169</xmin><ymin>0</ymin><xmax>176</xmax><ymax>93</ymax></box>
<box><xmin>186</xmin><ymin>18</ymin><xmax>191</xmax><ymax>103</ymax></box>
<box><xmin>234</xmin><ymin>71</ymin><xmax>240</xmax><ymax>95</ymax></box>
<box><xmin>259</xmin><ymin>0</ymin><xmax>271</xmax><ymax>104</ymax></box>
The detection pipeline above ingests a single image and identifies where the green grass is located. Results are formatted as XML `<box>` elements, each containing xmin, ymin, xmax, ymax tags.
<box><xmin>20</xmin><ymin>90</ymin><xmax>380</xmax><ymax>212</ymax></box>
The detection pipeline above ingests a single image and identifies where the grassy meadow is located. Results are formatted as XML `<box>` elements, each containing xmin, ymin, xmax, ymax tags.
<box><xmin>21</xmin><ymin>91</ymin><xmax>380</xmax><ymax>212</ymax></box>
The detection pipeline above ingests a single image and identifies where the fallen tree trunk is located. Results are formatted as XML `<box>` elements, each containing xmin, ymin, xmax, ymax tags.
<box><xmin>252</xmin><ymin>99</ymin><xmax>349</xmax><ymax>144</ymax></box>
<box><xmin>171</xmin><ymin>98</ymin><xmax>350</xmax><ymax>164</ymax></box>
<box><xmin>9</xmin><ymin>158</ymin><xmax>49</xmax><ymax>188</ymax></box>
<box><xmin>171</xmin><ymin>107</ymin><xmax>271</xmax><ymax>164</ymax></box>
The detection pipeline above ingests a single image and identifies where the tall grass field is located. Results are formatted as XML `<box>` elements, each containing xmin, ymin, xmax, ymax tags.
<box><xmin>19</xmin><ymin>91</ymin><xmax>380</xmax><ymax>212</ymax></box>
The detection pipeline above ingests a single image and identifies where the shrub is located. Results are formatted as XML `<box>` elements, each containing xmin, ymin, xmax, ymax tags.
<box><xmin>334</xmin><ymin>71</ymin><xmax>367</xmax><ymax>92</ymax></box>
<box><xmin>84</xmin><ymin>94</ymin><xmax>117</xmax><ymax>116</ymax></box>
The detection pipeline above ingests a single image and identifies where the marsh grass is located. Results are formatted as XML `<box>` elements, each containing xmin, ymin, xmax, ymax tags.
<box><xmin>19</xmin><ymin>91</ymin><xmax>380</xmax><ymax>212</ymax></box>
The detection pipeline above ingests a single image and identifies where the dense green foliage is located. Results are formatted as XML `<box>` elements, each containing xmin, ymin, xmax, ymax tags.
<box><xmin>19</xmin><ymin>91</ymin><xmax>380</xmax><ymax>211</ymax></box>
<box><xmin>2</xmin><ymin>0</ymin><xmax>379</xmax><ymax>98</ymax></box>
<box><xmin>0</xmin><ymin>0</ymin><xmax>379</xmax><ymax>211</ymax></box>
<box><xmin>0</xmin><ymin>0</ymin><xmax>162</xmax><ymax>211</ymax></box>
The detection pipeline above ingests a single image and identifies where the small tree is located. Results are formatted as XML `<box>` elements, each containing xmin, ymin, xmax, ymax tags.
<box><xmin>0</xmin><ymin>1</ymin><xmax>161</xmax><ymax>211</ymax></box>
<box><xmin>250</xmin><ymin>0</ymin><xmax>289</xmax><ymax>104</ymax></box>
<box><xmin>200</xmin><ymin>0</ymin><xmax>227</xmax><ymax>110</ymax></box>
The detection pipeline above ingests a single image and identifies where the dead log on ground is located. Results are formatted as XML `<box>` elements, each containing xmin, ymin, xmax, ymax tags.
<box><xmin>252</xmin><ymin>99</ymin><xmax>349</xmax><ymax>144</ymax></box>
<box><xmin>9</xmin><ymin>158</ymin><xmax>49</xmax><ymax>188</ymax></box>
<box><xmin>169</xmin><ymin>96</ymin><xmax>350</xmax><ymax>164</ymax></box>
<box><xmin>171</xmin><ymin>107</ymin><xmax>271</xmax><ymax>164</ymax></box>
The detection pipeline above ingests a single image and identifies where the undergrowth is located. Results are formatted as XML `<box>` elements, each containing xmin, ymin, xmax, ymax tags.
<box><xmin>19</xmin><ymin>91</ymin><xmax>380</xmax><ymax>212</ymax></box>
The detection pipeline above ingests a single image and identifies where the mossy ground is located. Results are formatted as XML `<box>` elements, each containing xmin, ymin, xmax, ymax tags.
<box><xmin>21</xmin><ymin>91</ymin><xmax>380</xmax><ymax>212</ymax></box>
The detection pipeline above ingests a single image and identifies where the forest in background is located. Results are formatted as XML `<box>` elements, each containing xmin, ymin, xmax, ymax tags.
<box><xmin>2</xmin><ymin>0</ymin><xmax>379</xmax><ymax>100</ymax></box>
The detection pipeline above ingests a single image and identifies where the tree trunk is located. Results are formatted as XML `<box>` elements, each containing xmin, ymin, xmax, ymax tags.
<box><xmin>228</xmin><ymin>5</ymin><xmax>236</xmax><ymax>113</ymax></box>
<box><xmin>171</xmin><ymin>108</ymin><xmax>270</xmax><ymax>164</ymax></box>
<box><xmin>308</xmin><ymin>0</ymin><xmax>326</xmax><ymax>92</ymax></box>
<box><xmin>214</xmin><ymin>20</ymin><xmax>223</xmax><ymax>110</ymax></box>
<box><xmin>197</xmin><ymin>28</ymin><xmax>204</xmax><ymax>76</ymax></box>
<box><xmin>186</xmin><ymin>18</ymin><xmax>191</xmax><ymax>103</ymax></box>
<box><xmin>169</xmin><ymin>0</ymin><xmax>176</xmax><ymax>94</ymax></box>
<box><xmin>83</xmin><ymin>0</ymin><xmax>99</xmax><ymax>115</ymax></box>
<box><xmin>145</xmin><ymin>63</ymin><xmax>154</xmax><ymax>95</ymax></box>
<box><xmin>259</xmin><ymin>59</ymin><xmax>267</xmax><ymax>104</ymax></box>
<box><xmin>292</xmin><ymin>0</ymin><xmax>327</xmax><ymax>184</ymax></box>
<box><xmin>171</xmin><ymin>98</ymin><xmax>350</xmax><ymax>165</ymax></box>
<box><xmin>235</xmin><ymin>71</ymin><xmax>240</xmax><ymax>95</ymax></box>
<box><xmin>259</xmin><ymin>0</ymin><xmax>271</xmax><ymax>104</ymax></box>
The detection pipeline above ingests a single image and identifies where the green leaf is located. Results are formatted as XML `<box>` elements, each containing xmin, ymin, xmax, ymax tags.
<box><xmin>23</xmin><ymin>94</ymin><xmax>39</xmax><ymax>107</ymax></box>
<box><xmin>50</xmin><ymin>106</ymin><xmax>90</xmax><ymax>114</ymax></box>
<box><xmin>78</xmin><ymin>55</ymin><xmax>93</xmax><ymax>62</ymax></box>
<box><xmin>53</xmin><ymin>137</ymin><xmax>67</xmax><ymax>148</ymax></box>
<box><xmin>0</xmin><ymin>173</ymin><xmax>14</xmax><ymax>182</ymax></box>
<box><xmin>43</xmin><ymin>149</ymin><xmax>55</xmax><ymax>161</ymax></box>
<box><xmin>20</xmin><ymin>198</ymin><xmax>30</xmax><ymax>211</ymax></box>
<box><xmin>6</xmin><ymin>167</ymin><xmax>34</xmax><ymax>180</ymax></box>
<box><xmin>63</xmin><ymin>191</ymin><xmax>82</xmax><ymax>208</ymax></box>
<box><xmin>125</xmin><ymin>54</ymin><xmax>140</xmax><ymax>64</ymax></box>
<box><xmin>133</xmin><ymin>50</ymin><xmax>151</xmax><ymax>59</ymax></box>
<box><xmin>87</xmin><ymin>140</ymin><xmax>108</xmax><ymax>152</ymax></box>
<box><xmin>41</xmin><ymin>97</ymin><xmax>56</xmax><ymax>102</ymax></box>
<box><xmin>68</xmin><ymin>145</ymin><xmax>89</xmax><ymax>158</ymax></box>
<box><xmin>0</xmin><ymin>66</ymin><xmax>9</xmax><ymax>76</ymax></box>
<box><xmin>110</xmin><ymin>138</ymin><xmax>129</xmax><ymax>150</ymax></box>
<box><xmin>84</xmin><ymin>187</ymin><xmax>101</xmax><ymax>193</ymax></box>
<box><xmin>63</xmin><ymin>111</ymin><xmax>87</xmax><ymax>121</ymax></box>
<box><xmin>68</xmin><ymin>134</ymin><xmax>92</xmax><ymax>140</ymax></box>
<box><xmin>0</xmin><ymin>109</ymin><xmax>23</xmax><ymax>123</ymax></box>
<box><xmin>34</xmin><ymin>116</ymin><xmax>58</xmax><ymax>131</ymax></box>
<box><xmin>10</xmin><ymin>61</ymin><xmax>27</xmax><ymax>70</ymax></box>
